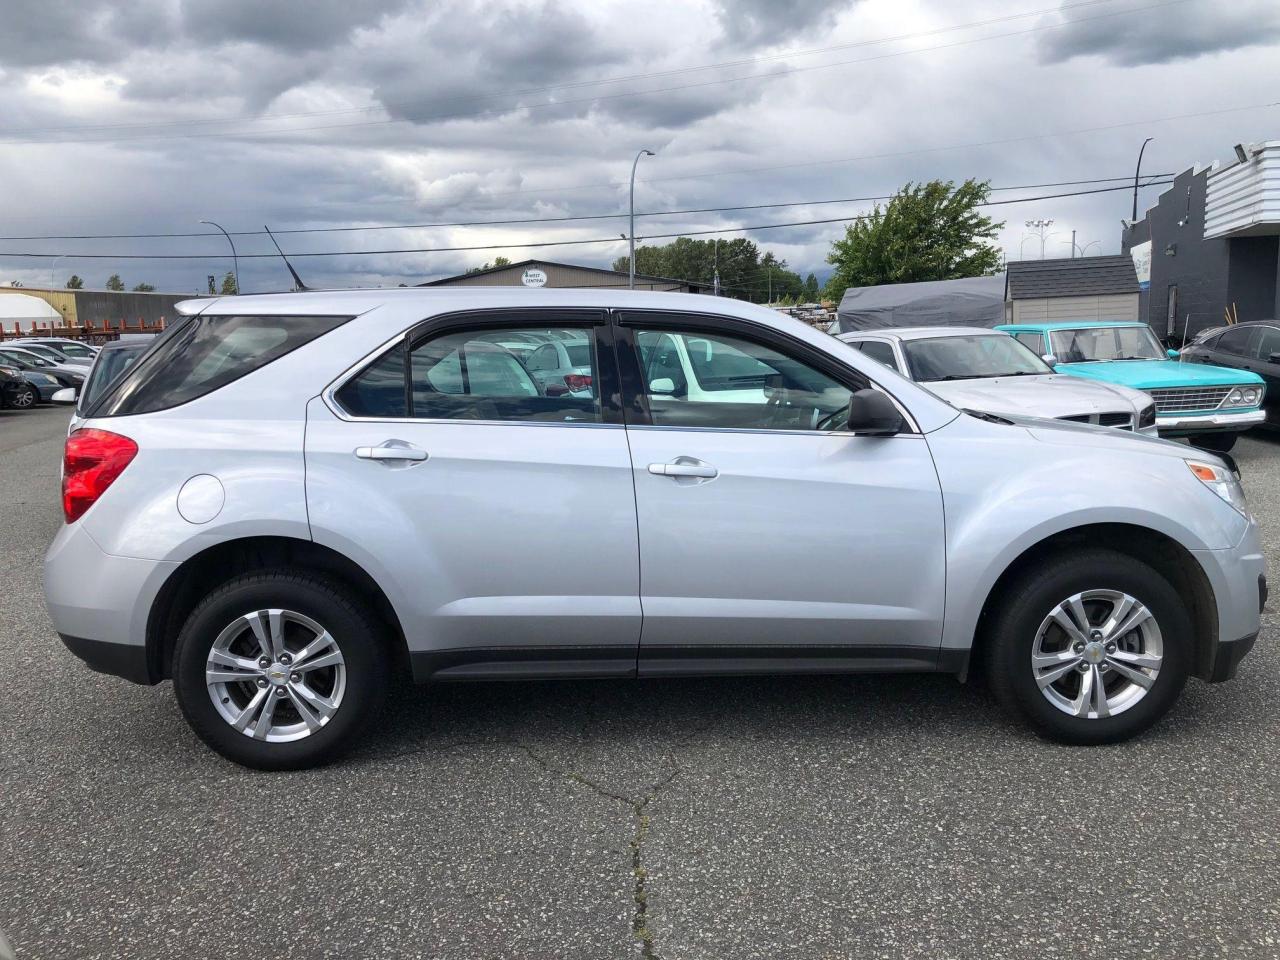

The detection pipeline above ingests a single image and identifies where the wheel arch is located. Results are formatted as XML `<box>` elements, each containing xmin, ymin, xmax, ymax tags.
<box><xmin>145</xmin><ymin>535</ymin><xmax>409</xmax><ymax>683</ymax></box>
<box><xmin>965</xmin><ymin>523</ymin><xmax>1219</xmax><ymax>682</ymax></box>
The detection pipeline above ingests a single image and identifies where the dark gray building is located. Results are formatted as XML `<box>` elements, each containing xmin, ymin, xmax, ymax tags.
<box><xmin>1122</xmin><ymin>140</ymin><xmax>1280</xmax><ymax>341</ymax></box>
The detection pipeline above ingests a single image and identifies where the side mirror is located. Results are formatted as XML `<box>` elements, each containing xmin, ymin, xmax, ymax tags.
<box><xmin>51</xmin><ymin>387</ymin><xmax>77</xmax><ymax>405</ymax></box>
<box><xmin>1041</xmin><ymin>354</ymin><xmax>1057</xmax><ymax>368</ymax></box>
<box><xmin>845</xmin><ymin>388</ymin><xmax>904</xmax><ymax>436</ymax></box>
<box><xmin>1167</xmin><ymin>348</ymin><xmax>1180</xmax><ymax>359</ymax></box>
<box><xmin>649</xmin><ymin>377</ymin><xmax>676</xmax><ymax>395</ymax></box>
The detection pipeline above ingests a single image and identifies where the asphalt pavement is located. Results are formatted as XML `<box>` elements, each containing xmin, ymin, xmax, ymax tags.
<box><xmin>2</xmin><ymin>402</ymin><xmax>1278</xmax><ymax>959</ymax></box>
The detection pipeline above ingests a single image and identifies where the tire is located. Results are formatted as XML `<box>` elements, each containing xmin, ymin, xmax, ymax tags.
<box><xmin>985</xmin><ymin>549</ymin><xmax>1190</xmax><ymax>745</ymax></box>
<box><xmin>173</xmin><ymin>571</ymin><xmax>389</xmax><ymax>770</ymax></box>
<box><xmin>9</xmin><ymin>385</ymin><xmax>36</xmax><ymax>409</ymax></box>
<box><xmin>1190</xmin><ymin>432</ymin><xmax>1238</xmax><ymax>453</ymax></box>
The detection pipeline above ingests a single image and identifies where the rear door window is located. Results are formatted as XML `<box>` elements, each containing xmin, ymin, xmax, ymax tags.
<box><xmin>90</xmin><ymin>314</ymin><xmax>351</xmax><ymax>417</ymax></box>
<box><xmin>335</xmin><ymin>323</ymin><xmax>602</xmax><ymax>423</ymax></box>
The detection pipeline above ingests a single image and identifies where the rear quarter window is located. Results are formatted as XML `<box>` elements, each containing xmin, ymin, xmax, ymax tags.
<box><xmin>90</xmin><ymin>314</ymin><xmax>351</xmax><ymax>417</ymax></box>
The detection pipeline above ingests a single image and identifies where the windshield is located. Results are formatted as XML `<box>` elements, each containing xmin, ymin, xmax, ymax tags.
<box><xmin>902</xmin><ymin>335</ymin><xmax>1050</xmax><ymax>382</ymax></box>
<box><xmin>1049</xmin><ymin>326</ymin><xmax>1163</xmax><ymax>362</ymax></box>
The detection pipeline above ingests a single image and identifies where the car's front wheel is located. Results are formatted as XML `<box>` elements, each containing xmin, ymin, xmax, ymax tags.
<box><xmin>8</xmin><ymin>384</ymin><xmax>37</xmax><ymax>409</ymax></box>
<box><xmin>985</xmin><ymin>549</ymin><xmax>1190</xmax><ymax>744</ymax></box>
<box><xmin>173</xmin><ymin>572</ymin><xmax>389</xmax><ymax>769</ymax></box>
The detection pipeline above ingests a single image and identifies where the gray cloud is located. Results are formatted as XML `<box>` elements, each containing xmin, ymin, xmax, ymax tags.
<box><xmin>1040</xmin><ymin>0</ymin><xmax>1280</xmax><ymax>65</ymax></box>
<box><xmin>713</xmin><ymin>0</ymin><xmax>849</xmax><ymax>45</ymax></box>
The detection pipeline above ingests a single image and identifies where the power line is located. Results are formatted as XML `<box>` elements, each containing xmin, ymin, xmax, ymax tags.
<box><xmin>0</xmin><ymin>0</ymin><xmax>1133</xmax><ymax>139</ymax></box>
<box><xmin>0</xmin><ymin>180</ymin><xmax>1174</xmax><ymax>261</ymax></box>
<box><xmin>0</xmin><ymin>0</ymin><xmax>1190</xmax><ymax>146</ymax></box>
<box><xmin>0</xmin><ymin>175</ymin><xmax>1174</xmax><ymax>241</ymax></box>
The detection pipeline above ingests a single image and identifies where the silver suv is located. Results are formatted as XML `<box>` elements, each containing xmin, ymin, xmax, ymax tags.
<box><xmin>44</xmin><ymin>290</ymin><xmax>1267</xmax><ymax>769</ymax></box>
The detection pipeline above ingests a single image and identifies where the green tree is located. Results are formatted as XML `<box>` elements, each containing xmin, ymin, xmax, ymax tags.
<box><xmin>802</xmin><ymin>273</ymin><xmax>820</xmax><ymax>301</ymax></box>
<box><xmin>132</xmin><ymin>282</ymin><xmax>155</xmax><ymax>292</ymax></box>
<box><xmin>465</xmin><ymin>256</ymin><xmax>511</xmax><ymax>275</ymax></box>
<box><xmin>218</xmin><ymin>271</ymin><xmax>238</xmax><ymax>295</ymax></box>
<box><xmin>613</xmin><ymin>237</ymin><xmax>804</xmax><ymax>302</ymax></box>
<box><xmin>65</xmin><ymin>275</ymin><xmax>84</xmax><ymax>289</ymax></box>
<box><xmin>824</xmin><ymin>178</ymin><xmax>1003</xmax><ymax>303</ymax></box>
<box><xmin>105</xmin><ymin>274</ymin><xmax>125</xmax><ymax>291</ymax></box>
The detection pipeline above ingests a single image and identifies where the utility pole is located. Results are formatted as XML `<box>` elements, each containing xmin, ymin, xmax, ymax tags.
<box><xmin>628</xmin><ymin>149</ymin><xmax>655</xmax><ymax>289</ymax></box>
<box><xmin>1071</xmin><ymin>229</ymin><xmax>1077</xmax><ymax>259</ymax></box>
<box><xmin>713</xmin><ymin>238</ymin><xmax>721</xmax><ymax>296</ymax></box>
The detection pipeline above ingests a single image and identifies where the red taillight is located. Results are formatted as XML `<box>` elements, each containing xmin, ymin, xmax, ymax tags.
<box><xmin>564</xmin><ymin>374</ymin><xmax>593</xmax><ymax>392</ymax></box>
<box><xmin>62</xmin><ymin>428</ymin><xmax>137</xmax><ymax>523</ymax></box>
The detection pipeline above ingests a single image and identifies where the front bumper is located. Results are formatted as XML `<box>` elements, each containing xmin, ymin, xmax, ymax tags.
<box><xmin>1157</xmin><ymin>408</ymin><xmax>1266</xmax><ymax>436</ymax></box>
<box><xmin>28</xmin><ymin>380</ymin><xmax>61</xmax><ymax>401</ymax></box>
<box><xmin>1195</xmin><ymin>521</ymin><xmax>1267</xmax><ymax>683</ymax></box>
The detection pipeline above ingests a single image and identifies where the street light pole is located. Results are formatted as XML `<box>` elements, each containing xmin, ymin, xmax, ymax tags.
<box><xmin>1132</xmin><ymin>137</ymin><xmax>1153</xmax><ymax>223</ymax></box>
<box><xmin>199</xmin><ymin>220</ymin><xmax>240</xmax><ymax>294</ymax></box>
<box><xmin>1025</xmin><ymin>219</ymin><xmax>1054</xmax><ymax>259</ymax></box>
<box><xmin>628</xmin><ymin>150</ymin><xmax>655</xmax><ymax>290</ymax></box>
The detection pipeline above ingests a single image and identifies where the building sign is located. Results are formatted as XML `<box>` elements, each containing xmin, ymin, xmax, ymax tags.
<box><xmin>1130</xmin><ymin>240</ymin><xmax>1151</xmax><ymax>291</ymax></box>
<box><xmin>521</xmin><ymin>268</ymin><xmax>548</xmax><ymax>288</ymax></box>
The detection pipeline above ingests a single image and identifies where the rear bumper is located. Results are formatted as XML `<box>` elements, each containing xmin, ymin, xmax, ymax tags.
<box><xmin>43</xmin><ymin>521</ymin><xmax>176</xmax><ymax>684</ymax></box>
<box><xmin>1158</xmin><ymin>408</ymin><xmax>1266</xmax><ymax>436</ymax></box>
<box><xmin>58</xmin><ymin>633</ymin><xmax>153</xmax><ymax>684</ymax></box>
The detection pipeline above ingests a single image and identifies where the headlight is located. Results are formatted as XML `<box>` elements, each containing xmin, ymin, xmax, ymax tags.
<box><xmin>1224</xmin><ymin>386</ymin><xmax>1263</xmax><ymax>407</ymax></box>
<box><xmin>32</xmin><ymin>373</ymin><xmax>57</xmax><ymax>385</ymax></box>
<box><xmin>1187</xmin><ymin>459</ymin><xmax>1249</xmax><ymax>516</ymax></box>
<box><xmin>1138</xmin><ymin>403</ymin><xmax>1157</xmax><ymax>429</ymax></box>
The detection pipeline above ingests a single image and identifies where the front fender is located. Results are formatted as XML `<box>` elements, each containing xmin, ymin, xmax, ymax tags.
<box><xmin>925</xmin><ymin>416</ymin><xmax>1248</xmax><ymax>653</ymax></box>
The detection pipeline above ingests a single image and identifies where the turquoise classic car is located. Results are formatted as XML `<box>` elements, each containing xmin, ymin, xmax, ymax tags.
<box><xmin>996</xmin><ymin>321</ymin><xmax>1265</xmax><ymax>452</ymax></box>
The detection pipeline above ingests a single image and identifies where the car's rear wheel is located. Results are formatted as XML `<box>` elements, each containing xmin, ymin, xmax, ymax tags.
<box><xmin>985</xmin><ymin>549</ymin><xmax>1190</xmax><ymax>744</ymax></box>
<box><xmin>1191</xmin><ymin>432</ymin><xmax>1238</xmax><ymax>453</ymax></box>
<box><xmin>173</xmin><ymin>572</ymin><xmax>388</xmax><ymax>769</ymax></box>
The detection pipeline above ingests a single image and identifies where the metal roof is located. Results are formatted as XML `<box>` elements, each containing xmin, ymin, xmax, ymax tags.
<box><xmin>417</xmin><ymin>258</ymin><xmax>711</xmax><ymax>290</ymax></box>
<box><xmin>1004</xmin><ymin>255</ymin><xmax>1139</xmax><ymax>300</ymax></box>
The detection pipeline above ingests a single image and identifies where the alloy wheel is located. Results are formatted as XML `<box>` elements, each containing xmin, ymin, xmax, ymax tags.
<box><xmin>1031</xmin><ymin>589</ymin><xmax>1163</xmax><ymax>720</ymax></box>
<box><xmin>205</xmin><ymin>609</ymin><xmax>347</xmax><ymax>743</ymax></box>
<box><xmin>12</xmin><ymin>388</ymin><xmax>35</xmax><ymax>408</ymax></box>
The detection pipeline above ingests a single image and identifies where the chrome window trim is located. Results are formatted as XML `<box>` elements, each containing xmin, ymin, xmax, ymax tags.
<box><xmin>624</xmin><ymin>423</ymin><xmax>926</xmax><ymax>439</ymax></box>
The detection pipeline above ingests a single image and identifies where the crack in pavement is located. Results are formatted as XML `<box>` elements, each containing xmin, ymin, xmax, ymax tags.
<box><xmin>516</xmin><ymin>743</ymin><xmax>681</xmax><ymax>960</ymax></box>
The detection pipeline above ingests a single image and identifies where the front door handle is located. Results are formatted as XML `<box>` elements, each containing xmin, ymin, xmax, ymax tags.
<box><xmin>648</xmin><ymin>459</ymin><xmax>718</xmax><ymax>479</ymax></box>
<box><xmin>355</xmin><ymin>441</ymin><xmax>428</xmax><ymax>463</ymax></box>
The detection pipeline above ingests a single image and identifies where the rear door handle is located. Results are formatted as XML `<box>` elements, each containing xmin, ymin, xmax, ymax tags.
<box><xmin>355</xmin><ymin>442</ymin><xmax>428</xmax><ymax>463</ymax></box>
<box><xmin>648</xmin><ymin>459</ymin><xmax>718</xmax><ymax>479</ymax></box>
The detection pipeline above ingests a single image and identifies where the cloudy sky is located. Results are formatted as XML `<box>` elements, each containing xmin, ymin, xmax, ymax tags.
<box><xmin>1</xmin><ymin>0</ymin><xmax>1278</xmax><ymax>295</ymax></box>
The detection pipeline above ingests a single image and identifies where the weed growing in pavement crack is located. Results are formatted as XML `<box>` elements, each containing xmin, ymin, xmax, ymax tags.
<box><xmin>515</xmin><ymin>744</ymin><xmax>679</xmax><ymax>960</ymax></box>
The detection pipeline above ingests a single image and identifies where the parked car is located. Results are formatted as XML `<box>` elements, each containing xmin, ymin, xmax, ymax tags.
<box><xmin>0</xmin><ymin>346</ymin><xmax>87</xmax><ymax>388</ymax></box>
<box><xmin>998</xmin><ymin>321</ymin><xmax>1265</xmax><ymax>452</ymax></box>
<box><xmin>0</xmin><ymin>364</ymin><xmax>38</xmax><ymax>410</ymax></box>
<box><xmin>837</xmin><ymin>327</ymin><xmax>1157</xmax><ymax>434</ymax></box>
<box><xmin>45</xmin><ymin>291</ymin><xmax>1265</xmax><ymax>769</ymax></box>
<box><xmin>54</xmin><ymin>338</ymin><xmax>152</xmax><ymax>432</ymax></box>
<box><xmin>521</xmin><ymin>336</ymin><xmax>594</xmax><ymax>396</ymax></box>
<box><xmin>11</xmin><ymin>337</ymin><xmax>99</xmax><ymax>363</ymax></box>
<box><xmin>1178</xmin><ymin>321</ymin><xmax>1280</xmax><ymax>429</ymax></box>
<box><xmin>9</xmin><ymin>342</ymin><xmax>91</xmax><ymax>367</ymax></box>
